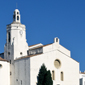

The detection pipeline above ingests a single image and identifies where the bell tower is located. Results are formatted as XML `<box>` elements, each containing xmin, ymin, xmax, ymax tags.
<box><xmin>4</xmin><ymin>9</ymin><xmax>28</xmax><ymax>61</ymax></box>
<box><xmin>13</xmin><ymin>9</ymin><xmax>21</xmax><ymax>23</ymax></box>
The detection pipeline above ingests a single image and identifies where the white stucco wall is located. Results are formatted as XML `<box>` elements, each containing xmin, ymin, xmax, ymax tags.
<box><xmin>14</xmin><ymin>58</ymin><xmax>30</xmax><ymax>85</ymax></box>
<box><xmin>0</xmin><ymin>61</ymin><xmax>10</xmax><ymax>85</ymax></box>
<box><xmin>30</xmin><ymin>42</ymin><xmax>79</xmax><ymax>85</ymax></box>
<box><xmin>4</xmin><ymin>23</ymin><xmax>28</xmax><ymax>61</ymax></box>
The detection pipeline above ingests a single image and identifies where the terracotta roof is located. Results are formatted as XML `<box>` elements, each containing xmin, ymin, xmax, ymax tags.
<box><xmin>43</xmin><ymin>43</ymin><xmax>52</xmax><ymax>47</ymax></box>
<box><xmin>29</xmin><ymin>46</ymin><xmax>43</xmax><ymax>50</ymax></box>
<box><xmin>15</xmin><ymin>53</ymin><xmax>43</xmax><ymax>61</ymax></box>
<box><xmin>29</xmin><ymin>43</ymin><xmax>52</xmax><ymax>49</ymax></box>
<box><xmin>29</xmin><ymin>43</ymin><xmax>42</xmax><ymax>47</ymax></box>
<box><xmin>15</xmin><ymin>43</ymin><xmax>52</xmax><ymax>61</ymax></box>
<box><xmin>0</xmin><ymin>57</ymin><xmax>8</xmax><ymax>62</ymax></box>
<box><xmin>80</xmin><ymin>72</ymin><xmax>85</xmax><ymax>74</ymax></box>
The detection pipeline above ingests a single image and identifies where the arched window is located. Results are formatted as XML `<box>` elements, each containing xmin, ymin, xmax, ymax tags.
<box><xmin>17</xmin><ymin>16</ymin><xmax>19</xmax><ymax>20</ymax></box>
<box><xmin>0</xmin><ymin>64</ymin><xmax>2</xmax><ymax>68</ymax></box>
<box><xmin>17</xmin><ymin>12</ymin><xmax>19</xmax><ymax>14</ymax></box>
<box><xmin>52</xmin><ymin>70</ymin><xmax>55</xmax><ymax>80</ymax></box>
<box><xmin>61</xmin><ymin>72</ymin><xmax>64</xmax><ymax>81</ymax></box>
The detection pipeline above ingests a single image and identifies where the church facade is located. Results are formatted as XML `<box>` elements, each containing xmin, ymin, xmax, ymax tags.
<box><xmin>0</xmin><ymin>9</ymin><xmax>79</xmax><ymax>85</ymax></box>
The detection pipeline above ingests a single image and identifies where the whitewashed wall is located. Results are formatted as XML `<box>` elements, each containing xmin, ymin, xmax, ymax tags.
<box><xmin>12</xmin><ymin>39</ymin><xmax>79</xmax><ymax>85</ymax></box>
<box><xmin>4</xmin><ymin>23</ymin><xmax>28</xmax><ymax>61</ymax></box>
<box><xmin>30</xmin><ymin>42</ymin><xmax>79</xmax><ymax>85</ymax></box>
<box><xmin>14</xmin><ymin>58</ymin><xmax>30</xmax><ymax>85</ymax></box>
<box><xmin>0</xmin><ymin>61</ymin><xmax>10</xmax><ymax>85</ymax></box>
<box><xmin>10</xmin><ymin>24</ymin><xmax>28</xmax><ymax>59</ymax></box>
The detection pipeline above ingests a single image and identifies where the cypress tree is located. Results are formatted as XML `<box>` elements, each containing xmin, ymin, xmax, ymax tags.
<box><xmin>37</xmin><ymin>64</ymin><xmax>53</xmax><ymax>85</ymax></box>
<box><xmin>37</xmin><ymin>64</ymin><xmax>47</xmax><ymax>85</ymax></box>
<box><xmin>44</xmin><ymin>70</ymin><xmax>53</xmax><ymax>85</ymax></box>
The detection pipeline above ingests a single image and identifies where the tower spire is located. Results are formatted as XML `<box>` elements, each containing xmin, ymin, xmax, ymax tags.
<box><xmin>16</xmin><ymin>3</ymin><xmax>18</xmax><ymax>9</ymax></box>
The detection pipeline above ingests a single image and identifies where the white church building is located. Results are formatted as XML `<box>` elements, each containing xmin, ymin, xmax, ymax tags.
<box><xmin>0</xmin><ymin>9</ymin><xmax>80</xmax><ymax>85</ymax></box>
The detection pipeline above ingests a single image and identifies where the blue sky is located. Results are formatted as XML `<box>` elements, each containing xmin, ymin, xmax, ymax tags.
<box><xmin>0</xmin><ymin>0</ymin><xmax>85</xmax><ymax>72</ymax></box>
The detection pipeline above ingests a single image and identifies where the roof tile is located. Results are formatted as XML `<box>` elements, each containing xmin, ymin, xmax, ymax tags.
<box><xmin>0</xmin><ymin>57</ymin><xmax>8</xmax><ymax>61</ymax></box>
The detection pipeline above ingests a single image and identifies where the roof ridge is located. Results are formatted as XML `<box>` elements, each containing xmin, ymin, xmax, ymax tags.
<box><xmin>0</xmin><ymin>57</ymin><xmax>8</xmax><ymax>61</ymax></box>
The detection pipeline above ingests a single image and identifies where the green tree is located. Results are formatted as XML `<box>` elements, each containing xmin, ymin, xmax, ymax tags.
<box><xmin>44</xmin><ymin>70</ymin><xmax>53</xmax><ymax>85</ymax></box>
<box><xmin>37</xmin><ymin>64</ymin><xmax>53</xmax><ymax>85</ymax></box>
<box><xmin>37</xmin><ymin>64</ymin><xmax>47</xmax><ymax>85</ymax></box>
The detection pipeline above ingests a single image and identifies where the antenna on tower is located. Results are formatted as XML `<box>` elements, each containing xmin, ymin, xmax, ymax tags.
<box><xmin>16</xmin><ymin>3</ymin><xmax>18</xmax><ymax>9</ymax></box>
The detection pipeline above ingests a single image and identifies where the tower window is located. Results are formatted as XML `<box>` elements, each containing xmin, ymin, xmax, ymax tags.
<box><xmin>8</xmin><ymin>52</ymin><xmax>10</xmax><ymax>55</ymax></box>
<box><xmin>20</xmin><ymin>52</ymin><xmax>22</xmax><ymax>55</ymax></box>
<box><xmin>17</xmin><ymin>16</ymin><xmax>19</xmax><ymax>20</ymax></box>
<box><xmin>61</xmin><ymin>72</ymin><xmax>64</xmax><ymax>81</ymax></box>
<box><xmin>8</xmin><ymin>32</ymin><xmax>10</xmax><ymax>42</ymax></box>
<box><xmin>52</xmin><ymin>70</ymin><xmax>55</xmax><ymax>80</ymax></box>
